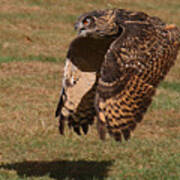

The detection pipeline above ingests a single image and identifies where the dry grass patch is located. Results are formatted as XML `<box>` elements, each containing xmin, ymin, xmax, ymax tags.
<box><xmin>0</xmin><ymin>61</ymin><xmax>62</xmax><ymax>141</ymax></box>
<box><xmin>0</xmin><ymin>61</ymin><xmax>63</xmax><ymax>78</ymax></box>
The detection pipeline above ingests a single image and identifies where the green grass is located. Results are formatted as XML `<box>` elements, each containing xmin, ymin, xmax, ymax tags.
<box><xmin>0</xmin><ymin>0</ymin><xmax>180</xmax><ymax>179</ymax></box>
<box><xmin>150</xmin><ymin>91</ymin><xmax>180</xmax><ymax>110</ymax></box>
<box><xmin>149</xmin><ymin>81</ymin><xmax>180</xmax><ymax>110</ymax></box>
<box><xmin>0</xmin><ymin>56</ymin><xmax>63</xmax><ymax>63</ymax></box>
<box><xmin>160</xmin><ymin>81</ymin><xmax>180</xmax><ymax>92</ymax></box>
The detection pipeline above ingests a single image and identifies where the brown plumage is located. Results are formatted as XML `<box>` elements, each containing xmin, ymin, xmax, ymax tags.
<box><xmin>56</xmin><ymin>9</ymin><xmax>180</xmax><ymax>141</ymax></box>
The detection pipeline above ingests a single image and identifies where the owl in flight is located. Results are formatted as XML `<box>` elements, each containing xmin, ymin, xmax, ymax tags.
<box><xmin>56</xmin><ymin>9</ymin><xmax>180</xmax><ymax>141</ymax></box>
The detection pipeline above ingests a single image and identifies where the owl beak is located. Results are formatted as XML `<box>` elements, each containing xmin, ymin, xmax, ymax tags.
<box><xmin>74</xmin><ymin>22</ymin><xmax>85</xmax><ymax>34</ymax></box>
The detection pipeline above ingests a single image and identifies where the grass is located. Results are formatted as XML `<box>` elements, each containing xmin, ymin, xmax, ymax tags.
<box><xmin>0</xmin><ymin>56</ymin><xmax>62</xmax><ymax>63</ymax></box>
<box><xmin>0</xmin><ymin>0</ymin><xmax>180</xmax><ymax>179</ymax></box>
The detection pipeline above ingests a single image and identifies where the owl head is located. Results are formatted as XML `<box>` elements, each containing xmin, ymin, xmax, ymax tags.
<box><xmin>74</xmin><ymin>9</ymin><xmax>123</xmax><ymax>38</ymax></box>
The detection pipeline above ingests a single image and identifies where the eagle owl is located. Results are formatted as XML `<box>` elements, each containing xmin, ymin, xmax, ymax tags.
<box><xmin>56</xmin><ymin>9</ymin><xmax>180</xmax><ymax>141</ymax></box>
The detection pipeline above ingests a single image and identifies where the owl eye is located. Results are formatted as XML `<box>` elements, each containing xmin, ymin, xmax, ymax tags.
<box><xmin>83</xmin><ymin>17</ymin><xmax>92</xmax><ymax>26</ymax></box>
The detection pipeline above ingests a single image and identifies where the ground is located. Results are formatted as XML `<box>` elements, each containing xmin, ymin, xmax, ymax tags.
<box><xmin>0</xmin><ymin>0</ymin><xmax>180</xmax><ymax>179</ymax></box>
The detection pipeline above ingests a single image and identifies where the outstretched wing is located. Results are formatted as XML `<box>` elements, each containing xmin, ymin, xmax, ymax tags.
<box><xmin>55</xmin><ymin>36</ymin><xmax>112</xmax><ymax>135</ymax></box>
<box><xmin>96</xmin><ymin>22</ymin><xmax>180</xmax><ymax>141</ymax></box>
<box><xmin>55</xmin><ymin>58</ymin><xmax>97</xmax><ymax>135</ymax></box>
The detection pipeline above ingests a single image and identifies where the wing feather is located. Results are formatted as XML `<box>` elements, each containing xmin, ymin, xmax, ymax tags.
<box><xmin>96</xmin><ymin>22</ymin><xmax>180</xmax><ymax>141</ymax></box>
<box><xmin>55</xmin><ymin>58</ymin><xmax>97</xmax><ymax>135</ymax></box>
<box><xmin>56</xmin><ymin>35</ymin><xmax>114</xmax><ymax>135</ymax></box>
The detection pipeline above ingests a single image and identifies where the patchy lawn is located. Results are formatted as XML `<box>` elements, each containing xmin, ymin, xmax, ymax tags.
<box><xmin>0</xmin><ymin>0</ymin><xmax>180</xmax><ymax>179</ymax></box>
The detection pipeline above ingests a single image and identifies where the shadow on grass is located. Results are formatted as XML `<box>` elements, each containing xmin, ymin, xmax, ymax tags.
<box><xmin>0</xmin><ymin>160</ymin><xmax>113</xmax><ymax>180</ymax></box>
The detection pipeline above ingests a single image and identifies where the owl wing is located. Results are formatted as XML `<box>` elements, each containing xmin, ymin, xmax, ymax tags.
<box><xmin>95</xmin><ymin>23</ymin><xmax>180</xmax><ymax>141</ymax></box>
<box><xmin>55</xmin><ymin>57</ymin><xmax>97</xmax><ymax>135</ymax></box>
<box><xmin>55</xmin><ymin>36</ymin><xmax>108</xmax><ymax>135</ymax></box>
